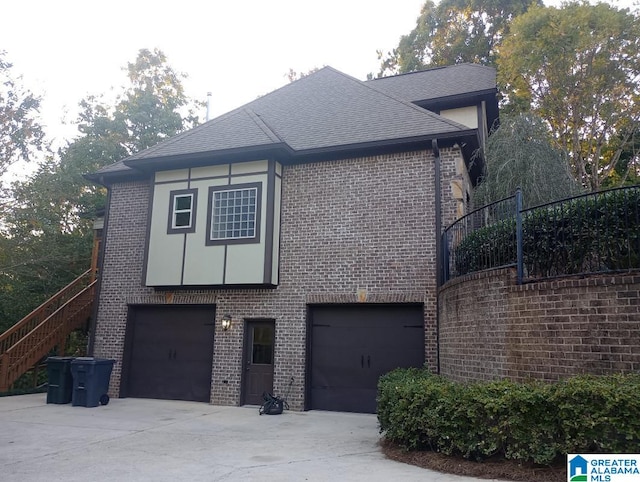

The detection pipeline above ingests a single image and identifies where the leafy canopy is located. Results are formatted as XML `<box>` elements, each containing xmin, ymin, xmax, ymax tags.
<box><xmin>0</xmin><ymin>51</ymin><xmax>45</xmax><ymax>180</ymax></box>
<box><xmin>0</xmin><ymin>48</ymin><xmax>202</xmax><ymax>330</ymax></box>
<box><xmin>376</xmin><ymin>0</ymin><xmax>538</xmax><ymax>77</ymax></box>
<box><xmin>498</xmin><ymin>2</ymin><xmax>640</xmax><ymax>191</ymax></box>
<box><xmin>474</xmin><ymin>113</ymin><xmax>582</xmax><ymax>209</ymax></box>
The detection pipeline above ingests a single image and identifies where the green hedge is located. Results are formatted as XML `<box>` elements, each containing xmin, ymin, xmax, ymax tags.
<box><xmin>454</xmin><ymin>218</ymin><xmax>516</xmax><ymax>275</ymax></box>
<box><xmin>454</xmin><ymin>186</ymin><xmax>640</xmax><ymax>278</ymax></box>
<box><xmin>377</xmin><ymin>369</ymin><xmax>640</xmax><ymax>465</ymax></box>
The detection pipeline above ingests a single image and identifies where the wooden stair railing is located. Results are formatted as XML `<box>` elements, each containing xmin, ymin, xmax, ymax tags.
<box><xmin>0</xmin><ymin>270</ymin><xmax>93</xmax><ymax>356</ymax></box>
<box><xmin>0</xmin><ymin>270</ymin><xmax>96</xmax><ymax>392</ymax></box>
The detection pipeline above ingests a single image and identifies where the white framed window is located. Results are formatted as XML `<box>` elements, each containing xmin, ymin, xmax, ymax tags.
<box><xmin>168</xmin><ymin>189</ymin><xmax>197</xmax><ymax>234</ymax></box>
<box><xmin>207</xmin><ymin>183</ymin><xmax>261</xmax><ymax>245</ymax></box>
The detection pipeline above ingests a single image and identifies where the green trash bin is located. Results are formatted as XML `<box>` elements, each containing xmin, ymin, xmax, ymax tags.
<box><xmin>70</xmin><ymin>357</ymin><xmax>115</xmax><ymax>407</ymax></box>
<box><xmin>46</xmin><ymin>356</ymin><xmax>76</xmax><ymax>404</ymax></box>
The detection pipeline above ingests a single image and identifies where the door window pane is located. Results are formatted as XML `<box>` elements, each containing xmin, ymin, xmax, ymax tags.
<box><xmin>252</xmin><ymin>326</ymin><xmax>273</xmax><ymax>364</ymax></box>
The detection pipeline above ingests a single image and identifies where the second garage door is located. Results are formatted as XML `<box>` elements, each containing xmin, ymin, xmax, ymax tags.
<box><xmin>123</xmin><ymin>305</ymin><xmax>215</xmax><ymax>402</ymax></box>
<box><xmin>309</xmin><ymin>304</ymin><xmax>424</xmax><ymax>413</ymax></box>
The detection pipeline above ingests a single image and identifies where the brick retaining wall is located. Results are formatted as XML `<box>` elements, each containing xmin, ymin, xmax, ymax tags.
<box><xmin>439</xmin><ymin>268</ymin><xmax>640</xmax><ymax>382</ymax></box>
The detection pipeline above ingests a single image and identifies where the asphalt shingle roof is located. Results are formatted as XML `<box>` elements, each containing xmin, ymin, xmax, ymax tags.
<box><xmin>367</xmin><ymin>63</ymin><xmax>497</xmax><ymax>103</ymax></box>
<box><xmin>94</xmin><ymin>65</ymin><xmax>490</xmax><ymax>177</ymax></box>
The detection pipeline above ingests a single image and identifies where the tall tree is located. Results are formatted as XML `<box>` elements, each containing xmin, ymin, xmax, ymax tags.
<box><xmin>9</xmin><ymin>48</ymin><xmax>203</xmax><ymax>234</ymax></box>
<box><xmin>498</xmin><ymin>2</ymin><xmax>640</xmax><ymax>191</ymax></box>
<box><xmin>376</xmin><ymin>0</ymin><xmax>538</xmax><ymax>77</ymax></box>
<box><xmin>115</xmin><ymin>48</ymin><xmax>201</xmax><ymax>154</ymax></box>
<box><xmin>0</xmin><ymin>51</ymin><xmax>45</xmax><ymax>180</ymax></box>
<box><xmin>474</xmin><ymin>114</ymin><xmax>582</xmax><ymax>209</ymax></box>
<box><xmin>0</xmin><ymin>48</ymin><xmax>202</xmax><ymax>329</ymax></box>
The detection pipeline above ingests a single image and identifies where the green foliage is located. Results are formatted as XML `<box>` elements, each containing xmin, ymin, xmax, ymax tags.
<box><xmin>454</xmin><ymin>218</ymin><xmax>516</xmax><ymax>275</ymax></box>
<box><xmin>454</xmin><ymin>186</ymin><xmax>640</xmax><ymax>278</ymax></box>
<box><xmin>0</xmin><ymin>51</ymin><xmax>46</xmax><ymax>179</ymax></box>
<box><xmin>378</xmin><ymin>369</ymin><xmax>640</xmax><ymax>465</ymax></box>
<box><xmin>605</xmin><ymin>132</ymin><xmax>640</xmax><ymax>188</ymax></box>
<box><xmin>555</xmin><ymin>375</ymin><xmax>640</xmax><ymax>454</ymax></box>
<box><xmin>498</xmin><ymin>2</ymin><xmax>640</xmax><ymax>191</ymax></box>
<box><xmin>474</xmin><ymin>113</ymin><xmax>582</xmax><ymax>209</ymax></box>
<box><xmin>75</xmin><ymin>48</ymin><xmax>202</xmax><ymax>161</ymax></box>
<box><xmin>0</xmin><ymin>48</ymin><xmax>202</xmax><ymax>331</ymax></box>
<box><xmin>524</xmin><ymin>188</ymin><xmax>640</xmax><ymax>276</ymax></box>
<box><xmin>0</xmin><ymin>329</ymin><xmax>87</xmax><ymax>395</ymax></box>
<box><xmin>376</xmin><ymin>0</ymin><xmax>539</xmax><ymax>76</ymax></box>
<box><xmin>0</xmin><ymin>232</ymin><xmax>91</xmax><ymax>333</ymax></box>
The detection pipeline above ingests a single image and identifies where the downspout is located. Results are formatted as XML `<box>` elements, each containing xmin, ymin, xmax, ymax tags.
<box><xmin>432</xmin><ymin>139</ymin><xmax>442</xmax><ymax>375</ymax></box>
<box><xmin>87</xmin><ymin>179</ymin><xmax>111</xmax><ymax>356</ymax></box>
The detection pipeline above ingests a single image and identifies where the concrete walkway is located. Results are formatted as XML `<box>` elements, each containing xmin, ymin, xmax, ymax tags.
<box><xmin>0</xmin><ymin>394</ymin><xmax>501</xmax><ymax>481</ymax></box>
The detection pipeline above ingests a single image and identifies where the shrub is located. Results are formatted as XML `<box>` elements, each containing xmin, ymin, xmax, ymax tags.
<box><xmin>553</xmin><ymin>375</ymin><xmax>640</xmax><ymax>455</ymax></box>
<box><xmin>378</xmin><ymin>369</ymin><xmax>640</xmax><ymax>465</ymax></box>
<box><xmin>454</xmin><ymin>218</ymin><xmax>516</xmax><ymax>276</ymax></box>
<box><xmin>453</xmin><ymin>186</ymin><xmax>640</xmax><ymax>278</ymax></box>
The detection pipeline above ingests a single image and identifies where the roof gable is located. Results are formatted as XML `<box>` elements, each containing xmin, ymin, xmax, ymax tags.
<box><xmin>130</xmin><ymin>107</ymin><xmax>284</xmax><ymax>161</ymax></box>
<box><xmin>93</xmin><ymin>65</ymin><xmax>490</xmax><ymax>178</ymax></box>
<box><xmin>237</xmin><ymin>67</ymin><xmax>468</xmax><ymax>153</ymax></box>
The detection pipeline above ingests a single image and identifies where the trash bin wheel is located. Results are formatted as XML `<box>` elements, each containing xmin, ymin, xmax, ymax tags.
<box><xmin>99</xmin><ymin>394</ymin><xmax>110</xmax><ymax>406</ymax></box>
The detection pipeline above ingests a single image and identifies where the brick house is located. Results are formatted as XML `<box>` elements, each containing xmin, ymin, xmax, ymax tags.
<box><xmin>86</xmin><ymin>64</ymin><xmax>498</xmax><ymax>413</ymax></box>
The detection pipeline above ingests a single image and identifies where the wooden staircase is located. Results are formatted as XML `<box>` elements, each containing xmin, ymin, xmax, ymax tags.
<box><xmin>0</xmin><ymin>270</ymin><xmax>96</xmax><ymax>392</ymax></box>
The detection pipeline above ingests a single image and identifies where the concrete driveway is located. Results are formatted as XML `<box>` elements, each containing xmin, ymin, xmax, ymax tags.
<box><xmin>0</xmin><ymin>394</ymin><xmax>499</xmax><ymax>481</ymax></box>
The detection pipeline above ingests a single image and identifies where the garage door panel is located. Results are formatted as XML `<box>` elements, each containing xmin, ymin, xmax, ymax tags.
<box><xmin>312</xmin><ymin>387</ymin><xmax>377</xmax><ymax>414</ymax></box>
<box><xmin>126</xmin><ymin>306</ymin><xmax>214</xmax><ymax>403</ymax></box>
<box><xmin>310</xmin><ymin>305</ymin><xmax>424</xmax><ymax>413</ymax></box>
<box><xmin>311</xmin><ymin>354</ymin><xmax>363</xmax><ymax>389</ymax></box>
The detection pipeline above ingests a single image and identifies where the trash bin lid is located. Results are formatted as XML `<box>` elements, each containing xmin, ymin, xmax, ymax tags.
<box><xmin>47</xmin><ymin>356</ymin><xmax>76</xmax><ymax>362</ymax></box>
<box><xmin>71</xmin><ymin>357</ymin><xmax>115</xmax><ymax>365</ymax></box>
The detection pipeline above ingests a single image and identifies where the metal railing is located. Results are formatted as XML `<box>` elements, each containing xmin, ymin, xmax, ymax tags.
<box><xmin>441</xmin><ymin>192</ymin><xmax>520</xmax><ymax>284</ymax></box>
<box><xmin>520</xmin><ymin>185</ymin><xmax>639</xmax><ymax>281</ymax></box>
<box><xmin>441</xmin><ymin>185</ymin><xmax>640</xmax><ymax>285</ymax></box>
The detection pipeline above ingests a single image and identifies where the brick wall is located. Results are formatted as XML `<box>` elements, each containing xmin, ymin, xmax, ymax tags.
<box><xmin>439</xmin><ymin>268</ymin><xmax>640</xmax><ymax>382</ymax></box>
<box><xmin>95</xmin><ymin>148</ymin><xmax>463</xmax><ymax>408</ymax></box>
<box><xmin>93</xmin><ymin>181</ymin><xmax>155</xmax><ymax>394</ymax></box>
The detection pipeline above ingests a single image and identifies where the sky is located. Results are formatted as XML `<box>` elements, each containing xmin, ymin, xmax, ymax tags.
<box><xmin>1</xmin><ymin>0</ymin><xmax>425</xmax><ymax>147</ymax></box>
<box><xmin>1</xmin><ymin>0</ymin><xmax>637</xmax><ymax>152</ymax></box>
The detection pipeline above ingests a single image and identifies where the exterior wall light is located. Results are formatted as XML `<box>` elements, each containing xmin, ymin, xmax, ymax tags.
<box><xmin>221</xmin><ymin>314</ymin><xmax>232</xmax><ymax>331</ymax></box>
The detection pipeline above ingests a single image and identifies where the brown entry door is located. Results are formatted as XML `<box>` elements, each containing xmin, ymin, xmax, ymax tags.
<box><xmin>243</xmin><ymin>320</ymin><xmax>275</xmax><ymax>405</ymax></box>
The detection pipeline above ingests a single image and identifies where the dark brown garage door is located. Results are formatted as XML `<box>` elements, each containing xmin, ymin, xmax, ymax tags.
<box><xmin>123</xmin><ymin>305</ymin><xmax>215</xmax><ymax>402</ymax></box>
<box><xmin>309</xmin><ymin>304</ymin><xmax>424</xmax><ymax>413</ymax></box>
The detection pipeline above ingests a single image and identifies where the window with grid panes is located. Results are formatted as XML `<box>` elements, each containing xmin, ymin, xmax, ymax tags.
<box><xmin>210</xmin><ymin>187</ymin><xmax>258</xmax><ymax>241</ymax></box>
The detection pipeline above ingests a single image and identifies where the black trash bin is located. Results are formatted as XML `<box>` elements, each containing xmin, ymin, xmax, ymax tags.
<box><xmin>70</xmin><ymin>357</ymin><xmax>115</xmax><ymax>407</ymax></box>
<box><xmin>46</xmin><ymin>356</ymin><xmax>76</xmax><ymax>404</ymax></box>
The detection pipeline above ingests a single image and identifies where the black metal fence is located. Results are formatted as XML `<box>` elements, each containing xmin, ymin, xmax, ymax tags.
<box><xmin>521</xmin><ymin>186</ymin><xmax>640</xmax><ymax>281</ymax></box>
<box><xmin>441</xmin><ymin>192</ymin><xmax>521</xmax><ymax>284</ymax></box>
<box><xmin>440</xmin><ymin>185</ymin><xmax>640</xmax><ymax>285</ymax></box>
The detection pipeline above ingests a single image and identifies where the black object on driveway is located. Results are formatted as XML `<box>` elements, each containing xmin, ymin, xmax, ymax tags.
<box><xmin>46</xmin><ymin>356</ymin><xmax>76</xmax><ymax>404</ymax></box>
<box><xmin>70</xmin><ymin>357</ymin><xmax>115</xmax><ymax>407</ymax></box>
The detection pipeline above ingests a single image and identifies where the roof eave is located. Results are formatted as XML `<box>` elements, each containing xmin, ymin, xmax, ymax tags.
<box><xmin>415</xmin><ymin>88</ymin><xmax>498</xmax><ymax>110</ymax></box>
<box><xmin>88</xmin><ymin>129</ymin><xmax>478</xmax><ymax>183</ymax></box>
<box><xmin>122</xmin><ymin>142</ymin><xmax>295</xmax><ymax>172</ymax></box>
<box><xmin>83</xmin><ymin>169</ymin><xmax>149</xmax><ymax>188</ymax></box>
<box><xmin>285</xmin><ymin>129</ymin><xmax>478</xmax><ymax>163</ymax></box>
